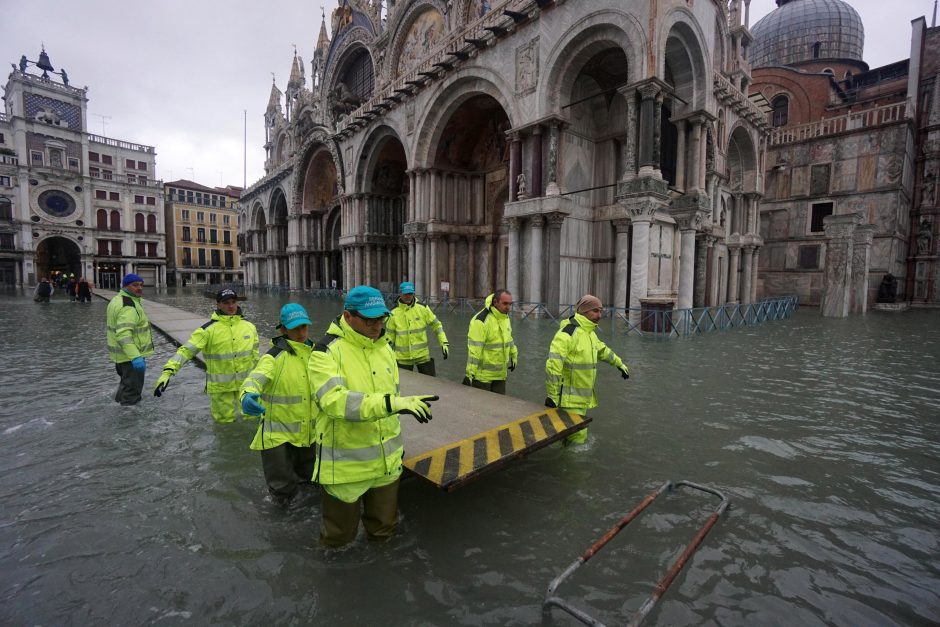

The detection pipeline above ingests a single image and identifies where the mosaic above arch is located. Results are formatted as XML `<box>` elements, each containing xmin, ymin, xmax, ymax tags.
<box><xmin>396</xmin><ymin>8</ymin><xmax>445</xmax><ymax>76</ymax></box>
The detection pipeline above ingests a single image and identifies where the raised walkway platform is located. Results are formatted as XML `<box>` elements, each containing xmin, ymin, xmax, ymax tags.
<box><xmin>97</xmin><ymin>290</ymin><xmax>588</xmax><ymax>490</ymax></box>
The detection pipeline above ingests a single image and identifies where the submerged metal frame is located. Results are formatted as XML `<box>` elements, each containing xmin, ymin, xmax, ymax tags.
<box><xmin>542</xmin><ymin>480</ymin><xmax>731</xmax><ymax>626</ymax></box>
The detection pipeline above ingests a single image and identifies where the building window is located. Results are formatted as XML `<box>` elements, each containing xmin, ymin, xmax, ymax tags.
<box><xmin>135</xmin><ymin>195</ymin><xmax>145</xmax><ymax>204</ymax></box>
<box><xmin>223</xmin><ymin>230</ymin><xmax>231</xmax><ymax>245</ymax></box>
<box><xmin>181</xmin><ymin>209</ymin><xmax>190</xmax><ymax>221</ymax></box>
<box><xmin>209</xmin><ymin>213</ymin><xmax>217</xmax><ymax>224</ymax></box>
<box><xmin>798</xmin><ymin>245</ymin><xmax>820</xmax><ymax>269</ymax></box>
<box><xmin>90</xmin><ymin>167</ymin><xmax>100</xmax><ymax>178</ymax></box>
<box><xmin>137</xmin><ymin>176</ymin><xmax>147</xmax><ymax>185</ymax></box>
<box><xmin>224</xmin><ymin>250</ymin><xmax>234</xmax><ymax>267</ymax></box>
<box><xmin>222</xmin><ymin>215</ymin><xmax>230</xmax><ymax>226</ymax></box>
<box><xmin>0</xmin><ymin>176</ymin><xmax>10</xmax><ymax>187</ymax></box>
<box><xmin>68</xmin><ymin>157</ymin><xmax>79</xmax><ymax>170</ymax></box>
<box><xmin>196</xmin><ymin>211</ymin><xmax>205</xmax><ymax>222</ymax></box>
<box><xmin>0</xmin><ymin>200</ymin><xmax>12</xmax><ymax>220</ymax></box>
<box><xmin>101</xmin><ymin>154</ymin><xmax>113</xmax><ymax>165</ymax></box>
<box><xmin>197</xmin><ymin>227</ymin><xmax>206</xmax><ymax>243</ymax></box>
<box><xmin>89</xmin><ymin>151</ymin><xmax>99</xmax><ymax>162</ymax></box>
<box><xmin>210</xmin><ymin>229</ymin><xmax>218</xmax><ymax>244</ymax></box>
<box><xmin>198</xmin><ymin>248</ymin><xmax>206</xmax><ymax>266</ymax></box>
<box><xmin>146</xmin><ymin>196</ymin><xmax>155</xmax><ymax>206</ymax></box>
<box><xmin>101</xmin><ymin>170</ymin><xmax>113</xmax><ymax>181</ymax></box>
<box><xmin>182</xmin><ymin>226</ymin><xmax>191</xmax><ymax>242</ymax></box>
<box><xmin>97</xmin><ymin>239</ymin><xmax>109</xmax><ymax>255</ymax></box>
<box><xmin>810</xmin><ymin>202</ymin><xmax>834</xmax><ymax>233</ymax></box>
<box><xmin>183</xmin><ymin>247</ymin><xmax>192</xmax><ymax>265</ymax></box>
<box><xmin>147</xmin><ymin>214</ymin><xmax>156</xmax><ymax>233</ymax></box>
<box><xmin>127</xmin><ymin>174</ymin><xmax>137</xmax><ymax>184</ymax></box>
<box><xmin>813</xmin><ymin>42</ymin><xmax>822</xmax><ymax>59</ymax></box>
<box><xmin>110</xmin><ymin>210</ymin><xmax>121</xmax><ymax>231</ymax></box>
<box><xmin>186</xmin><ymin>191</ymin><xmax>194</xmax><ymax>203</ymax></box>
<box><xmin>136</xmin><ymin>241</ymin><xmax>146</xmax><ymax>257</ymax></box>
<box><xmin>95</xmin><ymin>190</ymin><xmax>106</xmax><ymax>200</ymax></box>
<box><xmin>137</xmin><ymin>161</ymin><xmax>147</xmax><ymax>171</ymax></box>
<box><xmin>126</xmin><ymin>159</ymin><xmax>136</xmax><ymax>170</ymax></box>
<box><xmin>109</xmin><ymin>191</ymin><xmax>120</xmax><ymax>201</ymax></box>
<box><xmin>96</xmin><ymin>209</ymin><xmax>108</xmax><ymax>229</ymax></box>
<box><xmin>219</xmin><ymin>199</ymin><xmax>226</xmax><ymax>209</ymax></box>
<box><xmin>112</xmin><ymin>240</ymin><xmax>122</xmax><ymax>256</ymax></box>
<box><xmin>0</xmin><ymin>233</ymin><xmax>14</xmax><ymax>250</ymax></box>
<box><xmin>211</xmin><ymin>249</ymin><xmax>221</xmax><ymax>267</ymax></box>
<box><xmin>772</xmin><ymin>96</ymin><xmax>789</xmax><ymax>127</ymax></box>
<box><xmin>135</xmin><ymin>213</ymin><xmax>145</xmax><ymax>232</ymax></box>
<box><xmin>147</xmin><ymin>242</ymin><xmax>157</xmax><ymax>257</ymax></box>
<box><xmin>31</xmin><ymin>150</ymin><xmax>43</xmax><ymax>165</ymax></box>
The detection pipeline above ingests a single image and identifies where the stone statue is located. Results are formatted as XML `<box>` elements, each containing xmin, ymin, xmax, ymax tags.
<box><xmin>329</xmin><ymin>81</ymin><xmax>362</xmax><ymax>119</ymax></box>
<box><xmin>917</xmin><ymin>218</ymin><xmax>932</xmax><ymax>255</ymax></box>
<box><xmin>19</xmin><ymin>55</ymin><xmax>27</xmax><ymax>72</ymax></box>
<box><xmin>516</xmin><ymin>172</ymin><xmax>527</xmax><ymax>199</ymax></box>
<box><xmin>60</xmin><ymin>68</ymin><xmax>68</xmax><ymax>86</ymax></box>
<box><xmin>921</xmin><ymin>171</ymin><xmax>936</xmax><ymax>207</ymax></box>
<box><xmin>876</xmin><ymin>273</ymin><xmax>898</xmax><ymax>303</ymax></box>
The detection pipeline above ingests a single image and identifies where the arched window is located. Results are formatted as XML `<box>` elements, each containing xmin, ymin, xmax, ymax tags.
<box><xmin>109</xmin><ymin>210</ymin><xmax>121</xmax><ymax>231</ymax></box>
<box><xmin>96</xmin><ymin>209</ymin><xmax>108</xmax><ymax>229</ymax></box>
<box><xmin>147</xmin><ymin>214</ymin><xmax>157</xmax><ymax>233</ymax></box>
<box><xmin>772</xmin><ymin>95</ymin><xmax>789</xmax><ymax>128</ymax></box>
<box><xmin>813</xmin><ymin>42</ymin><xmax>822</xmax><ymax>59</ymax></box>
<box><xmin>135</xmin><ymin>213</ymin><xmax>145</xmax><ymax>232</ymax></box>
<box><xmin>822</xmin><ymin>68</ymin><xmax>834</xmax><ymax>77</ymax></box>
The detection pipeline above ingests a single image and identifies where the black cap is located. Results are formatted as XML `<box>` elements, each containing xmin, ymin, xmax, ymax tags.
<box><xmin>216</xmin><ymin>287</ymin><xmax>245</xmax><ymax>302</ymax></box>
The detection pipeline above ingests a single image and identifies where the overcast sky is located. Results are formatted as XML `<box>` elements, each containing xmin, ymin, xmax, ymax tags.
<box><xmin>1</xmin><ymin>0</ymin><xmax>935</xmax><ymax>192</ymax></box>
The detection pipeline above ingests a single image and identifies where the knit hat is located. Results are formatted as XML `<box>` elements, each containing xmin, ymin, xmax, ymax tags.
<box><xmin>122</xmin><ymin>273</ymin><xmax>144</xmax><ymax>287</ymax></box>
<box><xmin>576</xmin><ymin>294</ymin><xmax>603</xmax><ymax>313</ymax></box>
<box><xmin>278</xmin><ymin>303</ymin><xmax>312</xmax><ymax>330</ymax></box>
<box><xmin>344</xmin><ymin>285</ymin><xmax>390</xmax><ymax>318</ymax></box>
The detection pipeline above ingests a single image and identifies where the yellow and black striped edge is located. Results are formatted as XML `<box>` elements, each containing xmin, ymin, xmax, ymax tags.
<box><xmin>403</xmin><ymin>408</ymin><xmax>590</xmax><ymax>491</ymax></box>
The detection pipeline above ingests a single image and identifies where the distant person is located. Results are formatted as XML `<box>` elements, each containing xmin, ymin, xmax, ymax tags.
<box><xmin>34</xmin><ymin>277</ymin><xmax>53</xmax><ymax>303</ymax></box>
<box><xmin>66</xmin><ymin>276</ymin><xmax>77</xmax><ymax>302</ymax></box>
<box><xmin>463</xmin><ymin>289</ymin><xmax>517</xmax><ymax>395</ymax></box>
<box><xmin>76</xmin><ymin>277</ymin><xmax>93</xmax><ymax>303</ymax></box>
<box><xmin>544</xmin><ymin>295</ymin><xmax>629</xmax><ymax>445</ymax></box>
<box><xmin>106</xmin><ymin>273</ymin><xmax>154</xmax><ymax>405</ymax></box>
<box><xmin>153</xmin><ymin>287</ymin><xmax>259</xmax><ymax>424</ymax></box>
<box><xmin>239</xmin><ymin>304</ymin><xmax>317</xmax><ymax>505</ymax></box>
<box><xmin>386</xmin><ymin>281</ymin><xmax>449</xmax><ymax>376</ymax></box>
<box><xmin>309</xmin><ymin>285</ymin><xmax>438</xmax><ymax>547</ymax></box>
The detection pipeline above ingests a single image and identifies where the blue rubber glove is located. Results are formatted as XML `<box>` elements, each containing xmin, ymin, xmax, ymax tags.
<box><xmin>131</xmin><ymin>356</ymin><xmax>146</xmax><ymax>372</ymax></box>
<box><xmin>241</xmin><ymin>393</ymin><xmax>265</xmax><ymax>416</ymax></box>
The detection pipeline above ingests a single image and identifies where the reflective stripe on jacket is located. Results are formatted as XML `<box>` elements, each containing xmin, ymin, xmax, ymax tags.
<box><xmin>465</xmin><ymin>293</ymin><xmax>518</xmax><ymax>383</ymax></box>
<box><xmin>386</xmin><ymin>298</ymin><xmax>448</xmax><ymax>365</ymax></box>
<box><xmin>241</xmin><ymin>336</ymin><xmax>316</xmax><ymax>450</ymax></box>
<box><xmin>106</xmin><ymin>290</ymin><xmax>154</xmax><ymax>363</ymax></box>
<box><xmin>545</xmin><ymin>313</ymin><xmax>626</xmax><ymax>411</ymax></box>
<box><xmin>309</xmin><ymin>316</ymin><xmax>403</xmax><ymax>486</ymax></box>
<box><xmin>162</xmin><ymin>309</ymin><xmax>259</xmax><ymax>394</ymax></box>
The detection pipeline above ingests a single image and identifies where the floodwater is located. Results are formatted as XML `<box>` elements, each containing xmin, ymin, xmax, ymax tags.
<box><xmin>1</xmin><ymin>287</ymin><xmax>938</xmax><ymax>626</ymax></box>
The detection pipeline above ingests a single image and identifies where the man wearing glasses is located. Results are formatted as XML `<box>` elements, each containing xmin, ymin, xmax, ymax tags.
<box><xmin>309</xmin><ymin>285</ymin><xmax>438</xmax><ymax>547</ymax></box>
<box><xmin>463</xmin><ymin>289</ymin><xmax>518</xmax><ymax>395</ymax></box>
<box><xmin>544</xmin><ymin>294</ymin><xmax>630</xmax><ymax>445</ymax></box>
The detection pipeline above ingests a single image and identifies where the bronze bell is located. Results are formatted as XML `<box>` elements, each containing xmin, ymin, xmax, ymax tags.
<box><xmin>36</xmin><ymin>48</ymin><xmax>54</xmax><ymax>73</ymax></box>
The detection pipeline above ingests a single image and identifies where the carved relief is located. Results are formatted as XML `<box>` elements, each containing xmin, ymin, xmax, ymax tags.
<box><xmin>515</xmin><ymin>37</ymin><xmax>539</xmax><ymax>96</ymax></box>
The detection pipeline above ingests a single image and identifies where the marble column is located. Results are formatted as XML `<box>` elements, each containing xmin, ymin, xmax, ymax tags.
<box><xmin>851</xmin><ymin>225</ymin><xmax>875</xmax><ymax>313</ymax></box>
<box><xmin>613</xmin><ymin>219</ymin><xmax>632</xmax><ymax>310</ymax></box>
<box><xmin>740</xmin><ymin>245</ymin><xmax>754</xmax><ymax>305</ymax></box>
<box><xmin>750</xmin><ymin>246</ymin><xmax>761</xmax><ymax>304</ymax></box>
<box><xmin>637</xmin><ymin>84</ymin><xmax>659</xmax><ymax>177</ymax></box>
<box><xmin>629</xmin><ymin>204</ymin><xmax>655</xmax><ymax>322</ymax></box>
<box><xmin>532</xmin><ymin>126</ymin><xmax>543</xmax><ymax>197</ymax></box>
<box><xmin>620</xmin><ymin>88</ymin><xmax>638</xmax><ymax>182</ymax></box>
<box><xmin>546</xmin><ymin>213</ymin><xmax>565</xmax><ymax>312</ymax></box>
<box><xmin>467</xmin><ymin>236</ymin><xmax>476</xmax><ymax>298</ymax></box>
<box><xmin>530</xmin><ymin>215</ymin><xmax>545</xmax><ymax>304</ymax></box>
<box><xmin>510</xmin><ymin>133</ymin><xmax>522</xmax><ymax>202</ymax></box>
<box><xmin>727</xmin><ymin>246</ymin><xmax>741</xmax><ymax>303</ymax></box>
<box><xmin>653</xmin><ymin>91</ymin><xmax>664</xmax><ymax>179</ymax></box>
<box><xmin>428</xmin><ymin>234</ymin><xmax>440</xmax><ymax>301</ymax></box>
<box><xmin>821</xmin><ymin>214</ymin><xmax>861</xmax><ymax>318</ymax></box>
<box><xmin>677</xmin><ymin>225</ymin><xmax>697</xmax><ymax>311</ymax></box>
<box><xmin>447</xmin><ymin>235</ymin><xmax>457</xmax><ymax>301</ymax></box>
<box><xmin>689</xmin><ymin>119</ymin><xmax>703</xmax><ymax>192</ymax></box>
<box><xmin>546</xmin><ymin>123</ymin><xmax>561</xmax><ymax>196</ymax></box>
<box><xmin>694</xmin><ymin>235</ymin><xmax>710</xmax><ymax>307</ymax></box>
<box><xmin>365</xmin><ymin>245</ymin><xmax>374</xmax><ymax>286</ymax></box>
<box><xmin>674</xmin><ymin>119</ymin><xmax>687</xmax><ymax>192</ymax></box>
<box><xmin>415</xmin><ymin>235</ymin><xmax>426</xmax><ymax>296</ymax></box>
<box><xmin>506</xmin><ymin>218</ymin><xmax>521</xmax><ymax>300</ymax></box>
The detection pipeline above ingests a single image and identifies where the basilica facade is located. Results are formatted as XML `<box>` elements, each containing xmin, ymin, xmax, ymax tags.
<box><xmin>238</xmin><ymin>0</ymin><xmax>768</xmax><ymax>316</ymax></box>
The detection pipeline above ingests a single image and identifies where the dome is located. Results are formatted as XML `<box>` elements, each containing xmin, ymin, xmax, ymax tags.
<box><xmin>750</xmin><ymin>0</ymin><xmax>864</xmax><ymax>69</ymax></box>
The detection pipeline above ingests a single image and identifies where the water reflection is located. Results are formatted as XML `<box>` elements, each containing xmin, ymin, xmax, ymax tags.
<box><xmin>1</xmin><ymin>287</ymin><xmax>938</xmax><ymax>625</ymax></box>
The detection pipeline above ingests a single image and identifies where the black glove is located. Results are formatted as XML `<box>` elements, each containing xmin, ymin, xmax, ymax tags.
<box><xmin>544</xmin><ymin>397</ymin><xmax>557</xmax><ymax>408</ymax></box>
<box><xmin>153</xmin><ymin>370</ymin><xmax>172</xmax><ymax>397</ymax></box>
<box><xmin>462</xmin><ymin>376</ymin><xmax>471</xmax><ymax>386</ymax></box>
<box><xmin>619</xmin><ymin>365</ymin><xmax>630</xmax><ymax>380</ymax></box>
<box><xmin>441</xmin><ymin>344</ymin><xmax>449</xmax><ymax>360</ymax></box>
<box><xmin>508</xmin><ymin>359</ymin><xmax>515</xmax><ymax>372</ymax></box>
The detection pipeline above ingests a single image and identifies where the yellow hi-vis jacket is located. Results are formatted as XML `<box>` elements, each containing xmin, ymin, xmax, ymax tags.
<box><xmin>465</xmin><ymin>293</ymin><xmax>518</xmax><ymax>383</ymax></box>
<box><xmin>386</xmin><ymin>298</ymin><xmax>448</xmax><ymax>365</ymax></box>
<box><xmin>161</xmin><ymin>309</ymin><xmax>259</xmax><ymax>394</ymax></box>
<box><xmin>308</xmin><ymin>316</ymin><xmax>403</xmax><ymax>486</ymax></box>
<box><xmin>545</xmin><ymin>313</ymin><xmax>628</xmax><ymax>411</ymax></box>
<box><xmin>106</xmin><ymin>289</ymin><xmax>154</xmax><ymax>363</ymax></box>
<box><xmin>240</xmin><ymin>336</ymin><xmax>316</xmax><ymax>451</ymax></box>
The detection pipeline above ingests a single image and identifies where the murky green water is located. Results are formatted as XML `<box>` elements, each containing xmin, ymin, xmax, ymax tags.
<box><xmin>1</xmin><ymin>287</ymin><xmax>938</xmax><ymax>625</ymax></box>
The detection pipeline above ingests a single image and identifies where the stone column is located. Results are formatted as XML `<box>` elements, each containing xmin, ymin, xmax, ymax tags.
<box><xmin>364</xmin><ymin>245</ymin><xmax>373</xmax><ymax>286</ymax></box>
<box><xmin>689</xmin><ymin>118</ymin><xmax>703</xmax><ymax>192</ymax></box>
<box><xmin>727</xmin><ymin>246</ymin><xmax>741</xmax><ymax>303</ymax></box>
<box><xmin>629</xmin><ymin>202</ymin><xmax>657</xmax><ymax>322</ymax></box>
<box><xmin>407</xmin><ymin>236</ymin><xmax>416</xmax><ymax>283</ymax></box>
<box><xmin>546</xmin><ymin>213</ymin><xmax>565</xmax><ymax>312</ymax></box>
<box><xmin>653</xmin><ymin>91</ymin><xmax>664</xmax><ymax>179</ymax></box>
<box><xmin>428</xmin><ymin>234</ymin><xmax>440</xmax><ymax>301</ymax></box>
<box><xmin>430</xmin><ymin>170</ymin><xmax>441</xmax><ymax>222</ymax></box>
<box><xmin>674</xmin><ymin>119</ymin><xmax>687</xmax><ymax>192</ymax></box>
<box><xmin>694</xmin><ymin>235</ymin><xmax>709</xmax><ymax>307</ymax></box>
<box><xmin>415</xmin><ymin>234</ymin><xmax>426</xmax><ymax>296</ymax></box>
<box><xmin>510</xmin><ymin>133</ymin><xmax>522</xmax><ymax>202</ymax></box>
<box><xmin>530</xmin><ymin>215</ymin><xmax>545</xmax><ymax>304</ymax></box>
<box><xmin>546</xmin><ymin>123</ymin><xmax>561</xmax><ymax>196</ymax></box>
<box><xmin>851</xmin><ymin>223</ymin><xmax>875</xmax><ymax>314</ymax></box>
<box><xmin>619</xmin><ymin>87</ymin><xmax>638</xmax><ymax>182</ymax></box>
<box><xmin>740</xmin><ymin>245</ymin><xmax>754</xmax><ymax>305</ymax></box>
<box><xmin>750</xmin><ymin>246</ymin><xmax>761</xmax><ymax>304</ymax></box>
<box><xmin>447</xmin><ymin>235</ymin><xmax>457</xmax><ymax>301</ymax></box>
<box><xmin>708</xmin><ymin>237</ymin><xmax>721</xmax><ymax>306</ymax></box>
<box><xmin>532</xmin><ymin>126</ymin><xmax>543</xmax><ymax>197</ymax></box>
<box><xmin>637</xmin><ymin>84</ymin><xmax>660</xmax><ymax>178</ymax></box>
<box><xmin>467</xmin><ymin>236</ymin><xmax>476</xmax><ymax>298</ymax></box>
<box><xmin>506</xmin><ymin>217</ymin><xmax>521</xmax><ymax>300</ymax></box>
<box><xmin>676</xmin><ymin>220</ymin><xmax>698</xmax><ymax>312</ymax></box>
<box><xmin>821</xmin><ymin>214</ymin><xmax>861</xmax><ymax>318</ymax></box>
<box><xmin>613</xmin><ymin>219</ymin><xmax>632</xmax><ymax>310</ymax></box>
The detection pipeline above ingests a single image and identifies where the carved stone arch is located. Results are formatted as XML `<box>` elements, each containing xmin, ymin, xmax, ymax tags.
<box><xmin>354</xmin><ymin>124</ymin><xmax>409</xmax><ymax>193</ymax></box>
<box><xmin>659</xmin><ymin>9</ymin><xmax>710</xmax><ymax>112</ymax></box>
<box><xmin>275</xmin><ymin>131</ymin><xmax>291</xmax><ymax>166</ymax></box>
<box><xmin>250</xmin><ymin>200</ymin><xmax>267</xmax><ymax>230</ymax></box>
<box><xmin>292</xmin><ymin>127</ymin><xmax>345</xmax><ymax>209</ymax></box>
<box><xmin>412</xmin><ymin>70</ymin><xmax>516</xmax><ymax>166</ymax></box>
<box><xmin>541</xmin><ymin>9</ymin><xmax>647</xmax><ymax>114</ymax></box>
<box><xmin>727</xmin><ymin>123</ymin><xmax>758</xmax><ymax>193</ymax></box>
<box><xmin>387</xmin><ymin>1</ymin><xmax>448</xmax><ymax>79</ymax></box>
<box><xmin>321</xmin><ymin>33</ymin><xmax>376</xmax><ymax>118</ymax></box>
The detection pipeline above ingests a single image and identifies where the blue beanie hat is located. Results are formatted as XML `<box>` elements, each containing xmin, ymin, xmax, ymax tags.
<box><xmin>122</xmin><ymin>273</ymin><xmax>144</xmax><ymax>286</ymax></box>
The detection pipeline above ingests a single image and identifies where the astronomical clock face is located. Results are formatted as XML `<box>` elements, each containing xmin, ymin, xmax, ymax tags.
<box><xmin>23</xmin><ymin>93</ymin><xmax>82</xmax><ymax>130</ymax></box>
<box><xmin>37</xmin><ymin>189</ymin><xmax>77</xmax><ymax>218</ymax></box>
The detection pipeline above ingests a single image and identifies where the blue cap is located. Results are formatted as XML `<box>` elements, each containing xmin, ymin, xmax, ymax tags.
<box><xmin>278</xmin><ymin>303</ymin><xmax>312</xmax><ymax>330</ymax></box>
<box><xmin>344</xmin><ymin>285</ymin><xmax>390</xmax><ymax>318</ymax></box>
<box><xmin>122</xmin><ymin>273</ymin><xmax>144</xmax><ymax>286</ymax></box>
<box><xmin>399</xmin><ymin>281</ymin><xmax>415</xmax><ymax>295</ymax></box>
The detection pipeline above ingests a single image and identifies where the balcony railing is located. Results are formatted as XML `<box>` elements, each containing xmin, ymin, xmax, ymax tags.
<box><xmin>769</xmin><ymin>101</ymin><xmax>908</xmax><ymax>146</ymax></box>
<box><xmin>88</xmin><ymin>133</ymin><xmax>155</xmax><ymax>155</ymax></box>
